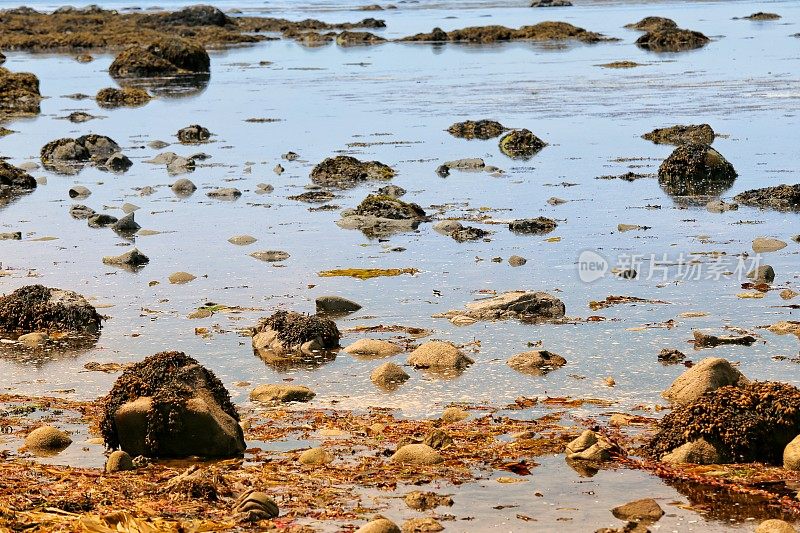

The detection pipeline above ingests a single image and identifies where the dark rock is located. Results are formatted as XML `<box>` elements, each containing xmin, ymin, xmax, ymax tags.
<box><xmin>0</xmin><ymin>284</ymin><xmax>102</xmax><ymax>335</ymax></box>
<box><xmin>104</xmin><ymin>152</ymin><xmax>133</xmax><ymax>172</ymax></box>
<box><xmin>162</xmin><ymin>5</ymin><xmax>232</xmax><ymax>26</ymax></box>
<box><xmin>0</xmin><ymin>231</ymin><xmax>21</xmax><ymax>240</ymax></box>
<box><xmin>310</xmin><ymin>155</ymin><xmax>395</xmax><ymax>189</ymax></box>
<box><xmin>742</xmin><ymin>12</ymin><xmax>781</xmax><ymax>21</ymax></box>
<box><xmin>693</xmin><ymin>330</ymin><xmax>756</xmax><ymax>349</ymax></box>
<box><xmin>111</xmin><ymin>212</ymin><xmax>141</xmax><ymax>234</ymax></box>
<box><xmin>509</xmin><ymin>216</ymin><xmax>557</xmax><ymax>235</ymax></box>
<box><xmin>658</xmin><ymin>348</ymin><xmax>685</xmax><ymax>364</ymax></box>
<box><xmin>377</xmin><ymin>184</ymin><xmax>406</xmax><ymax>198</ymax></box>
<box><xmin>642</xmin><ymin>124</ymin><xmax>714</xmax><ymax>145</ymax></box>
<box><xmin>109</xmin><ymin>38</ymin><xmax>210</xmax><ymax>78</ymax></box>
<box><xmin>499</xmin><ymin>128</ymin><xmax>547</xmax><ymax>159</ymax></box>
<box><xmin>88</xmin><ymin>213</ymin><xmax>119</xmax><ymax>228</ymax></box>
<box><xmin>0</xmin><ymin>67</ymin><xmax>41</xmax><ymax>117</ymax></box>
<box><xmin>625</xmin><ymin>17</ymin><xmax>677</xmax><ymax>32</ymax></box>
<box><xmin>734</xmin><ymin>184</ymin><xmax>800</xmax><ymax>212</ymax></box>
<box><xmin>96</xmin><ymin>86</ymin><xmax>151</xmax><ymax>107</ymax></box>
<box><xmin>748</xmin><ymin>265</ymin><xmax>775</xmax><ymax>283</ymax></box>
<box><xmin>447</xmin><ymin>119</ymin><xmax>505</xmax><ymax>140</ymax></box>
<box><xmin>336</xmin><ymin>30</ymin><xmax>386</xmax><ymax>46</ymax></box>
<box><xmin>658</xmin><ymin>143</ymin><xmax>736</xmax><ymax>197</ymax></box>
<box><xmin>103</xmin><ymin>248</ymin><xmax>149</xmax><ymax>269</ymax></box>
<box><xmin>177</xmin><ymin>124</ymin><xmax>211</xmax><ymax>143</ymax></box>
<box><xmin>316</xmin><ymin>295</ymin><xmax>362</xmax><ymax>314</ymax></box>
<box><xmin>69</xmin><ymin>204</ymin><xmax>95</xmax><ymax>219</ymax></box>
<box><xmin>531</xmin><ymin>0</ymin><xmax>572</xmax><ymax>6</ymax></box>
<box><xmin>251</xmin><ymin>310</ymin><xmax>340</xmax><ymax>358</ymax></box>
<box><xmin>636</xmin><ymin>28</ymin><xmax>710</xmax><ymax>52</ymax></box>
<box><xmin>0</xmin><ymin>160</ymin><xmax>37</xmax><ymax>201</ymax></box>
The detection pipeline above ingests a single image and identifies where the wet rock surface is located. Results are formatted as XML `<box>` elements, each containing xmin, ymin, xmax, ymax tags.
<box><xmin>657</xmin><ymin>143</ymin><xmax>737</xmax><ymax>198</ymax></box>
<box><xmin>498</xmin><ymin>128</ymin><xmax>547</xmax><ymax>159</ymax></box>
<box><xmin>40</xmin><ymin>135</ymin><xmax>127</xmax><ymax>174</ymax></box>
<box><xmin>662</xmin><ymin>357</ymin><xmax>749</xmax><ymax>404</ymax></box>
<box><xmin>0</xmin><ymin>160</ymin><xmax>37</xmax><ymax>203</ymax></box>
<box><xmin>0</xmin><ymin>67</ymin><xmax>41</xmax><ymax>117</ymax></box>
<box><xmin>507</xmin><ymin>350</ymin><xmax>567</xmax><ymax>376</ymax></box>
<box><xmin>439</xmin><ymin>290</ymin><xmax>566</xmax><ymax>323</ymax></box>
<box><xmin>250</xmin><ymin>384</ymin><xmax>316</xmax><ymax>403</ymax></box>
<box><xmin>311</xmin><ymin>156</ymin><xmax>395</xmax><ymax>189</ymax></box>
<box><xmin>24</xmin><ymin>426</ymin><xmax>72</xmax><ymax>455</ymax></box>
<box><xmin>625</xmin><ymin>17</ymin><xmax>678</xmax><ymax>32</ymax></box>
<box><xmin>636</xmin><ymin>28</ymin><xmax>710</xmax><ymax>52</ymax></box>
<box><xmin>407</xmin><ymin>341</ymin><xmax>474</xmax><ymax>371</ymax></box>
<box><xmin>509</xmin><ymin>216</ymin><xmax>557</xmax><ymax>235</ymax></box>
<box><xmin>339</xmin><ymin>194</ymin><xmax>428</xmax><ymax>237</ymax></box>
<box><xmin>447</xmin><ymin>119</ymin><xmax>505</xmax><ymax>140</ymax></box>
<box><xmin>642</xmin><ymin>124</ymin><xmax>714</xmax><ymax>145</ymax></box>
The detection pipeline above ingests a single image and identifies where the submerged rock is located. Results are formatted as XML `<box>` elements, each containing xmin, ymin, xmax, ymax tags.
<box><xmin>636</xmin><ymin>28</ymin><xmax>710</xmax><ymax>52</ymax></box>
<box><xmin>336</xmin><ymin>30</ymin><xmax>386</xmax><ymax>46</ymax></box>
<box><xmin>438</xmin><ymin>290</ymin><xmax>566</xmax><ymax>323</ymax></box>
<box><xmin>310</xmin><ymin>155</ymin><xmax>395</xmax><ymax>189</ymax></box>
<box><xmin>648</xmin><ymin>381</ymin><xmax>800</xmax><ymax>464</ymax></box>
<box><xmin>316</xmin><ymin>295</ymin><xmax>362</xmax><ymax>314</ymax></box>
<box><xmin>0</xmin><ymin>285</ymin><xmax>102</xmax><ymax>336</ymax></box>
<box><xmin>507</xmin><ymin>350</ymin><xmax>566</xmax><ymax>376</ymax></box>
<box><xmin>447</xmin><ymin>119</ymin><xmax>505</xmax><ymax>140</ymax></box>
<box><xmin>344</xmin><ymin>338</ymin><xmax>402</xmax><ymax>358</ymax></box>
<box><xmin>100</xmin><ymin>351</ymin><xmax>246</xmax><ymax>458</ymax></box>
<box><xmin>693</xmin><ymin>330</ymin><xmax>756</xmax><ymax>349</ymax></box>
<box><xmin>299</xmin><ymin>447</ymin><xmax>333</xmax><ymax>465</ymax></box>
<box><xmin>625</xmin><ymin>17</ymin><xmax>677</xmax><ymax>31</ymax></box>
<box><xmin>642</xmin><ymin>124</ymin><xmax>714</xmax><ymax>145</ymax></box>
<box><xmin>498</xmin><ymin>128</ymin><xmax>547</xmax><ymax>159</ymax></box>
<box><xmin>371</xmin><ymin>362</ymin><xmax>410</xmax><ymax>389</ymax></box>
<box><xmin>0</xmin><ymin>67</ymin><xmax>41</xmax><ymax>117</ymax></box>
<box><xmin>96</xmin><ymin>86</ymin><xmax>151</xmax><ymax>107</ymax></box>
<box><xmin>109</xmin><ymin>38</ymin><xmax>210</xmax><ymax>78</ymax></box>
<box><xmin>662</xmin><ymin>357</ymin><xmax>749</xmax><ymax>404</ymax></box>
<box><xmin>251</xmin><ymin>310</ymin><xmax>340</xmax><ymax>358</ymax></box>
<box><xmin>657</xmin><ymin>143</ymin><xmax>736</xmax><ymax>198</ymax></box>
<box><xmin>734</xmin><ymin>184</ymin><xmax>800</xmax><ymax>212</ymax></box>
<box><xmin>531</xmin><ymin>0</ymin><xmax>572</xmax><ymax>6</ymax></box>
<box><xmin>742</xmin><ymin>12</ymin><xmax>781</xmax><ymax>21</ymax></box>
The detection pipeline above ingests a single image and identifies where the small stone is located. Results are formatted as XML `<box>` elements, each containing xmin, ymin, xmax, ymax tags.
<box><xmin>70</xmin><ymin>204</ymin><xmax>95</xmax><ymax>219</ymax></box>
<box><xmin>228</xmin><ymin>235</ymin><xmax>257</xmax><ymax>246</ymax></box>
<box><xmin>207</xmin><ymin>187</ymin><xmax>241</xmax><ymax>200</ymax></box>
<box><xmin>706</xmin><ymin>199</ymin><xmax>738</xmax><ymax>213</ymax></box>
<box><xmin>658</xmin><ymin>348</ymin><xmax>685</xmax><ymax>364</ymax></box>
<box><xmin>250</xmin><ymin>250</ymin><xmax>290</xmax><ymax>262</ymax></box>
<box><xmin>611</xmin><ymin>499</ymin><xmax>664</xmax><ymax>523</ymax></box>
<box><xmin>422</xmin><ymin>428</ymin><xmax>453</xmax><ymax>450</ymax></box>
<box><xmin>282</xmin><ymin>151</ymin><xmax>299</xmax><ymax>161</ymax></box>
<box><xmin>345</xmin><ymin>339</ymin><xmax>402</xmax><ymax>358</ymax></box>
<box><xmin>441</xmin><ymin>407</ymin><xmax>468</xmax><ymax>424</ymax></box>
<box><xmin>299</xmin><ymin>447</ymin><xmax>333</xmax><ymax>465</ymax></box>
<box><xmin>404</xmin><ymin>491</ymin><xmax>453</xmax><ymax>511</ymax></box>
<box><xmin>756</xmin><ymin>519</ymin><xmax>798</xmax><ymax>533</ymax></box>
<box><xmin>401</xmin><ymin>517</ymin><xmax>444</xmax><ymax>533</ymax></box>
<box><xmin>371</xmin><ymin>362</ymin><xmax>410</xmax><ymax>389</ymax></box>
<box><xmin>148</xmin><ymin>140</ymin><xmax>169</xmax><ymax>149</ymax></box>
<box><xmin>548</xmin><ymin>197</ymin><xmax>567</xmax><ymax>205</ymax></box>
<box><xmin>507</xmin><ymin>350</ymin><xmax>566</xmax><ymax>376</ymax></box>
<box><xmin>177</xmin><ymin>124</ymin><xmax>211</xmax><ymax>144</ymax></box>
<box><xmin>390</xmin><ymin>443</ymin><xmax>443</xmax><ymax>465</ymax></box>
<box><xmin>747</xmin><ymin>265</ymin><xmax>775</xmax><ymax>283</ymax></box>
<box><xmin>171</xmin><ymin>178</ymin><xmax>197</xmax><ymax>195</ymax></box>
<box><xmin>508</xmin><ymin>255</ymin><xmax>527</xmax><ymax>266</ymax></box>
<box><xmin>273</xmin><ymin>164</ymin><xmax>284</xmax><ymax>174</ymax></box>
<box><xmin>408</xmin><ymin>341</ymin><xmax>474</xmax><ymax>371</ymax></box>
<box><xmin>105</xmin><ymin>152</ymin><xmax>132</xmax><ymax>172</ymax></box>
<box><xmin>233</xmin><ymin>490</ymin><xmax>280</xmax><ymax>520</ymax></box>
<box><xmin>122</xmin><ymin>203</ymin><xmax>139</xmax><ymax>214</ymax></box>
<box><xmin>256</xmin><ymin>183</ymin><xmax>274</xmax><ymax>193</ymax></box>
<box><xmin>250</xmin><ymin>384</ymin><xmax>315</xmax><ymax>403</ymax></box>
<box><xmin>752</xmin><ymin>237</ymin><xmax>787</xmax><ymax>253</ymax></box>
<box><xmin>69</xmin><ymin>185</ymin><xmax>91</xmax><ymax>199</ymax></box>
<box><xmin>316</xmin><ymin>295</ymin><xmax>362</xmax><ymax>314</ymax></box>
<box><xmin>24</xmin><ymin>426</ymin><xmax>72</xmax><ymax>454</ymax></box>
<box><xmin>168</xmin><ymin>271</ymin><xmax>196</xmax><ymax>284</ymax></box>
<box><xmin>103</xmin><ymin>248</ymin><xmax>149</xmax><ymax>268</ymax></box>
<box><xmin>106</xmin><ymin>450</ymin><xmax>135</xmax><ymax>472</ymax></box>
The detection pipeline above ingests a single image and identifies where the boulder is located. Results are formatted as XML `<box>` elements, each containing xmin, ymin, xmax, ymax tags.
<box><xmin>371</xmin><ymin>362</ymin><xmax>410</xmax><ymax>389</ymax></box>
<box><xmin>41</xmin><ymin>135</ymin><xmax>123</xmax><ymax>174</ymax></box>
<box><xmin>345</xmin><ymin>339</ymin><xmax>403</xmax><ymax>358</ymax></box>
<box><xmin>251</xmin><ymin>310</ymin><xmax>340</xmax><ymax>357</ymax></box>
<box><xmin>642</xmin><ymin>124</ymin><xmax>714</xmax><ymax>145</ymax></box>
<box><xmin>391</xmin><ymin>443</ymin><xmax>444</xmax><ymax>465</ymax></box>
<box><xmin>661</xmin><ymin>438</ymin><xmax>723</xmax><ymax>465</ymax></box>
<box><xmin>316</xmin><ymin>295</ymin><xmax>362</xmax><ymax>314</ymax></box>
<box><xmin>24</xmin><ymin>426</ymin><xmax>72</xmax><ymax>454</ymax></box>
<box><xmin>756</xmin><ymin>520</ymin><xmax>798</xmax><ymax>533</ymax></box>
<box><xmin>611</xmin><ymin>499</ymin><xmax>664</xmax><ymax>523</ymax></box>
<box><xmin>658</xmin><ymin>143</ymin><xmax>737</xmax><ymax>197</ymax></box>
<box><xmin>100</xmin><ymin>351</ymin><xmax>246</xmax><ymax>458</ymax></box>
<box><xmin>104</xmin><ymin>152</ymin><xmax>133</xmax><ymax>173</ymax></box>
<box><xmin>69</xmin><ymin>185</ymin><xmax>91</xmax><ymax>199</ymax></box>
<box><xmin>162</xmin><ymin>5</ymin><xmax>232</xmax><ymax>26</ymax></box>
<box><xmin>662</xmin><ymin>357</ymin><xmax>748</xmax><ymax>404</ymax></box>
<box><xmin>310</xmin><ymin>155</ymin><xmax>395</xmax><ymax>189</ymax></box>
<box><xmin>250</xmin><ymin>384</ymin><xmax>315</xmax><ymax>403</ymax></box>
<box><xmin>447</xmin><ymin>119</ymin><xmax>505</xmax><ymax>140</ymax></box>
<box><xmin>734</xmin><ymin>184</ymin><xmax>800</xmax><ymax>212</ymax></box>
<box><xmin>357</xmin><ymin>518</ymin><xmax>402</xmax><ymax>533</ymax></box>
<box><xmin>207</xmin><ymin>187</ymin><xmax>241</xmax><ymax>200</ymax></box>
<box><xmin>509</xmin><ymin>216</ymin><xmax>557</xmax><ymax>235</ymax></box>
<box><xmin>88</xmin><ymin>213</ymin><xmax>118</xmax><ymax>228</ymax></box>
<box><xmin>96</xmin><ymin>87</ymin><xmax>151</xmax><ymax>108</ymax></box>
<box><xmin>498</xmin><ymin>128</ymin><xmax>546</xmax><ymax>159</ymax></box>
<box><xmin>636</xmin><ymin>28</ymin><xmax>710</xmax><ymax>52</ymax></box>
<box><xmin>0</xmin><ymin>285</ymin><xmax>102</xmax><ymax>336</ymax></box>
<box><xmin>70</xmin><ymin>204</ymin><xmax>96</xmax><ymax>219</ymax></box>
<box><xmin>509</xmin><ymin>255</ymin><xmax>527</xmax><ymax>266</ymax></box>
<box><xmin>106</xmin><ymin>450</ymin><xmax>135</xmax><ymax>472</ymax></box>
<box><xmin>439</xmin><ymin>290</ymin><xmax>565</xmax><ymax>323</ymax></box>
<box><xmin>109</xmin><ymin>38</ymin><xmax>210</xmax><ymax>78</ymax></box>
<box><xmin>507</xmin><ymin>350</ymin><xmax>566</xmax><ymax>375</ymax></box>
<box><xmin>783</xmin><ymin>435</ymin><xmax>800</xmax><ymax>470</ymax></box>
<box><xmin>748</xmin><ymin>265</ymin><xmax>775</xmax><ymax>283</ymax></box>
<box><xmin>0</xmin><ymin>67</ymin><xmax>41</xmax><ymax>117</ymax></box>
<box><xmin>336</xmin><ymin>30</ymin><xmax>386</xmax><ymax>46</ymax></box>
<box><xmin>407</xmin><ymin>341</ymin><xmax>473</xmax><ymax>371</ymax></box>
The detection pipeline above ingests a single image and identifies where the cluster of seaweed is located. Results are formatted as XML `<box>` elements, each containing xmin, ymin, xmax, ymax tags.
<box><xmin>0</xmin><ymin>284</ymin><xmax>102</xmax><ymax>334</ymax></box>
<box><xmin>260</xmin><ymin>310</ymin><xmax>341</xmax><ymax>349</ymax></box>
<box><xmin>99</xmin><ymin>351</ymin><xmax>239</xmax><ymax>455</ymax></box>
<box><xmin>646</xmin><ymin>381</ymin><xmax>800</xmax><ymax>463</ymax></box>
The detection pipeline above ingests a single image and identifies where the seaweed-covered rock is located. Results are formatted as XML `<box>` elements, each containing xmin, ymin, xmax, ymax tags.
<box><xmin>352</xmin><ymin>194</ymin><xmax>426</xmax><ymax>220</ymax></box>
<box><xmin>310</xmin><ymin>155</ymin><xmax>395</xmax><ymax>189</ymax></box>
<box><xmin>40</xmin><ymin>135</ymin><xmax>123</xmax><ymax>174</ymax></box>
<box><xmin>646</xmin><ymin>381</ymin><xmax>800</xmax><ymax>464</ymax></box>
<box><xmin>402</xmin><ymin>22</ymin><xmax>609</xmax><ymax>44</ymax></box>
<box><xmin>336</xmin><ymin>30</ymin><xmax>386</xmax><ymax>46</ymax></box>
<box><xmin>658</xmin><ymin>143</ymin><xmax>736</xmax><ymax>197</ymax></box>
<box><xmin>742</xmin><ymin>12</ymin><xmax>781</xmax><ymax>21</ymax></box>
<box><xmin>438</xmin><ymin>290</ymin><xmax>566</xmax><ymax>323</ymax></box>
<box><xmin>624</xmin><ymin>17</ymin><xmax>677</xmax><ymax>32</ymax></box>
<box><xmin>177</xmin><ymin>124</ymin><xmax>211</xmax><ymax>143</ymax></box>
<box><xmin>251</xmin><ymin>310</ymin><xmax>340</xmax><ymax>358</ymax></box>
<box><xmin>338</xmin><ymin>194</ymin><xmax>428</xmax><ymax>237</ymax></box>
<box><xmin>499</xmin><ymin>129</ymin><xmax>547</xmax><ymax>159</ymax></box>
<box><xmin>0</xmin><ymin>285</ymin><xmax>102</xmax><ymax>336</ymax></box>
<box><xmin>109</xmin><ymin>38</ymin><xmax>210</xmax><ymax>78</ymax></box>
<box><xmin>636</xmin><ymin>28</ymin><xmax>710</xmax><ymax>52</ymax></box>
<box><xmin>642</xmin><ymin>124</ymin><xmax>714</xmax><ymax>145</ymax></box>
<box><xmin>162</xmin><ymin>5</ymin><xmax>232</xmax><ymax>26</ymax></box>
<box><xmin>509</xmin><ymin>216</ymin><xmax>557</xmax><ymax>235</ymax></box>
<box><xmin>0</xmin><ymin>67</ymin><xmax>41</xmax><ymax>117</ymax></box>
<box><xmin>662</xmin><ymin>357</ymin><xmax>749</xmax><ymax>404</ymax></box>
<box><xmin>96</xmin><ymin>86</ymin><xmax>151</xmax><ymax>108</ymax></box>
<box><xmin>447</xmin><ymin>119</ymin><xmax>506</xmax><ymax>140</ymax></box>
<box><xmin>531</xmin><ymin>0</ymin><xmax>572</xmax><ymax>6</ymax></box>
<box><xmin>100</xmin><ymin>351</ymin><xmax>246</xmax><ymax>458</ymax></box>
<box><xmin>507</xmin><ymin>350</ymin><xmax>566</xmax><ymax>376</ymax></box>
<box><xmin>734</xmin><ymin>184</ymin><xmax>800</xmax><ymax>212</ymax></box>
<box><xmin>0</xmin><ymin>160</ymin><xmax>37</xmax><ymax>203</ymax></box>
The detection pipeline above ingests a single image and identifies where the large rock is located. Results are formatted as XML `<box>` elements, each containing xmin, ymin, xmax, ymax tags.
<box><xmin>438</xmin><ymin>290</ymin><xmax>566</xmax><ymax>323</ymax></box>
<box><xmin>0</xmin><ymin>67</ymin><xmax>41</xmax><ymax>117</ymax></box>
<box><xmin>783</xmin><ymin>435</ymin><xmax>800</xmax><ymax>470</ymax></box>
<box><xmin>407</xmin><ymin>341</ymin><xmax>473</xmax><ymax>371</ymax></box>
<box><xmin>658</xmin><ymin>143</ymin><xmax>737</xmax><ymax>198</ymax></box>
<box><xmin>344</xmin><ymin>339</ymin><xmax>403</xmax><ymax>358</ymax></box>
<box><xmin>0</xmin><ymin>284</ymin><xmax>102</xmax><ymax>336</ymax></box>
<box><xmin>734</xmin><ymin>184</ymin><xmax>800</xmax><ymax>212</ymax></box>
<box><xmin>662</xmin><ymin>357</ymin><xmax>748</xmax><ymax>404</ymax></box>
<box><xmin>40</xmin><ymin>135</ymin><xmax>124</xmax><ymax>175</ymax></box>
<box><xmin>24</xmin><ymin>426</ymin><xmax>72</xmax><ymax>454</ymax></box>
<box><xmin>636</xmin><ymin>28</ymin><xmax>710</xmax><ymax>52</ymax></box>
<box><xmin>162</xmin><ymin>5</ymin><xmax>232</xmax><ymax>26</ymax></box>
<box><xmin>0</xmin><ymin>160</ymin><xmax>37</xmax><ymax>203</ymax></box>
<box><xmin>251</xmin><ymin>310</ymin><xmax>340</xmax><ymax>358</ymax></box>
<box><xmin>109</xmin><ymin>38</ymin><xmax>210</xmax><ymax>78</ymax></box>
<box><xmin>338</xmin><ymin>194</ymin><xmax>428</xmax><ymax>237</ymax></box>
<box><xmin>507</xmin><ymin>350</ymin><xmax>566</xmax><ymax>376</ymax></box>
<box><xmin>106</xmin><ymin>450</ymin><xmax>135</xmax><ymax>472</ymax></box>
<box><xmin>310</xmin><ymin>155</ymin><xmax>395</xmax><ymax>189</ymax></box>
<box><xmin>391</xmin><ymin>443</ymin><xmax>444</xmax><ymax>465</ymax></box>
<box><xmin>100</xmin><ymin>351</ymin><xmax>246</xmax><ymax>458</ymax></box>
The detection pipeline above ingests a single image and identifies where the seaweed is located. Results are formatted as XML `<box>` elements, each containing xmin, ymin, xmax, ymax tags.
<box><xmin>258</xmin><ymin>310</ymin><xmax>340</xmax><ymax>349</ymax></box>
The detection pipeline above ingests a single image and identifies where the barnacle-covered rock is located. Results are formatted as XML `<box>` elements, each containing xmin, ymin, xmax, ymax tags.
<box><xmin>99</xmin><ymin>351</ymin><xmax>246</xmax><ymax>458</ymax></box>
<box><xmin>646</xmin><ymin>381</ymin><xmax>800</xmax><ymax>464</ymax></box>
<box><xmin>0</xmin><ymin>284</ymin><xmax>102</xmax><ymax>337</ymax></box>
<box><xmin>96</xmin><ymin>86</ymin><xmax>151</xmax><ymax>108</ymax></box>
<box><xmin>251</xmin><ymin>310</ymin><xmax>340</xmax><ymax>360</ymax></box>
<box><xmin>310</xmin><ymin>155</ymin><xmax>395</xmax><ymax>189</ymax></box>
<box><xmin>509</xmin><ymin>216</ymin><xmax>557</xmax><ymax>235</ymax></box>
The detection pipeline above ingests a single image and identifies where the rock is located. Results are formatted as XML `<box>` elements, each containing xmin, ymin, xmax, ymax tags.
<box><xmin>636</xmin><ymin>28</ymin><xmax>710</xmax><ymax>52</ymax></box>
<box><xmin>104</xmin><ymin>152</ymin><xmax>133</xmax><ymax>173</ymax></box>
<box><xmin>316</xmin><ymin>295</ymin><xmax>362</xmax><ymax>314</ymax></box>
<box><xmin>177</xmin><ymin>124</ymin><xmax>211</xmax><ymax>143</ymax></box>
<box><xmin>662</xmin><ymin>357</ymin><xmax>749</xmax><ymax>404</ymax></box>
<box><xmin>0</xmin><ymin>67</ymin><xmax>41</xmax><ymax>117</ymax></box>
<box><xmin>0</xmin><ymin>160</ymin><xmax>37</xmax><ymax>200</ymax></box>
<box><xmin>167</xmin><ymin>156</ymin><xmax>196</xmax><ymax>175</ymax></box>
<box><xmin>251</xmin><ymin>310</ymin><xmax>340</xmax><ymax>357</ymax></box>
<box><xmin>70</xmin><ymin>204</ymin><xmax>95</xmax><ymax>219</ymax></box>
<box><xmin>401</xmin><ymin>518</ymin><xmax>444</xmax><ymax>533</ymax></box>
<box><xmin>122</xmin><ymin>203</ymin><xmax>139</xmax><ymax>214</ymax></box>
<box><xmin>752</xmin><ymin>237</ymin><xmax>787</xmax><ymax>253</ymax></box>
<box><xmin>112</xmin><ymin>212</ymin><xmax>141</xmax><ymax>234</ymax></box>
<box><xmin>441</xmin><ymin>407</ymin><xmax>469</xmax><ymax>424</ymax></box>
<box><xmin>24</xmin><ymin>426</ymin><xmax>72</xmax><ymax>454</ymax></box>
<box><xmin>357</xmin><ymin>518</ymin><xmax>402</xmax><ymax>533</ymax></box>
<box><xmin>743</xmin><ymin>12</ymin><xmax>781</xmax><ymax>21</ymax></box>
<box><xmin>391</xmin><ymin>443</ymin><xmax>443</xmax><ymax>465</ymax></box>
<box><xmin>0</xmin><ymin>231</ymin><xmax>21</xmax><ymax>240</ymax></box>
<box><xmin>734</xmin><ymin>184</ymin><xmax>800</xmax><ymax>212</ymax></box>
<box><xmin>68</xmin><ymin>185</ymin><xmax>91</xmax><ymax>199</ymax></box>
<box><xmin>507</xmin><ymin>350</ymin><xmax>566</xmax><ymax>376</ymax></box>
<box><xmin>207</xmin><ymin>187</ymin><xmax>241</xmax><ymax>200</ymax></box>
<box><xmin>565</xmin><ymin>430</ymin><xmax>616</xmax><ymax>461</ymax></box>
<box><xmin>405</xmin><ymin>491</ymin><xmax>453</xmax><ymax>511</ymax></box>
<box><xmin>250</xmin><ymin>250</ymin><xmax>290</xmax><ymax>262</ymax></box>
<box><xmin>625</xmin><ymin>17</ymin><xmax>677</xmax><ymax>31</ymax></box>
<box><xmin>88</xmin><ymin>213</ymin><xmax>119</xmax><ymax>228</ymax></box>
<box><xmin>256</xmin><ymin>183</ymin><xmax>274</xmax><ymax>193</ymax></box>
<box><xmin>109</xmin><ymin>38</ymin><xmax>210</xmax><ymax>78</ymax></box>
<box><xmin>658</xmin><ymin>348</ymin><xmax>685</xmax><ymax>364</ymax></box>
<box><xmin>756</xmin><ymin>521</ymin><xmax>797</xmax><ymax>533</ymax></box>
<box><xmin>339</xmin><ymin>194</ymin><xmax>428</xmax><ymax>237</ymax></box>
<box><xmin>422</xmin><ymin>429</ymin><xmax>453</xmax><ymax>450</ymax></box>
<box><xmin>706</xmin><ymin>199</ymin><xmax>738</xmax><ymax>213</ymax></box>
<box><xmin>447</xmin><ymin>119</ymin><xmax>505</xmax><ymax>139</ymax></box>
<box><xmin>401</xmin><ymin>22</ymin><xmax>609</xmax><ymax>44</ymax></box>
<box><xmin>148</xmin><ymin>140</ymin><xmax>169</xmax><ymax>149</ymax></box>
<box><xmin>376</xmin><ymin>184</ymin><xmax>406</xmax><ymax>198</ymax></box>
<box><xmin>509</xmin><ymin>217</ymin><xmax>557</xmax><ymax>235</ymax></box>
<box><xmin>67</xmin><ymin>111</ymin><xmax>96</xmax><ymax>122</ymax></box>
<box><xmin>336</xmin><ymin>30</ymin><xmax>387</xmax><ymax>46</ymax></box>
<box><xmin>434</xmin><ymin>220</ymin><xmax>463</xmax><ymax>234</ymax></box>
<box><xmin>661</xmin><ymin>438</ymin><xmax>723</xmax><ymax>465</ymax></box>
<box><xmin>310</xmin><ymin>155</ymin><xmax>395</xmax><ymax>189</ymax></box>
<box><xmin>171</xmin><ymin>178</ymin><xmax>197</xmax><ymax>195</ymax></box>
<box><xmin>371</xmin><ymin>362</ymin><xmax>410</xmax><ymax>389</ymax></box>
<box><xmin>41</xmin><ymin>135</ymin><xmax>123</xmax><ymax>174</ymax></box>
<box><xmin>101</xmin><ymin>351</ymin><xmax>246</xmax><ymax>458</ymax></box>
<box><xmin>531</xmin><ymin>0</ymin><xmax>572</xmax><ymax>6</ymax></box>
<box><xmin>784</xmin><ymin>435</ymin><xmax>800</xmax><ymax>470</ymax></box>
<box><xmin>693</xmin><ymin>330</ymin><xmax>756</xmax><ymax>348</ymax></box>
<box><xmin>658</xmin><ymin>143</ymin><xmax>737</xmax><ymax>197</ymax></box>
<box><xmin>611</xmin><ymin>499</ymin><xmax>664</xmax><ymax>523</ymax></box>
<box><xmin>17</xmin><ymin>331</ymin><xmax>48</xmax><ymax>346</ymax></box>
<box><xmin>299</xmin><ymin>447</ymin><xmax>333</xmax><ymax>465</ymax></box>
<box><xmin>748</xmin><ymin>265</ymin><xmax>775</xmax><ymax>283</ymax></box>
<box><xmin>233</xmin><ymin>490</ymin><xmax>279</xmax><ymax>521</ymax></box>
<box><xmin>96</xmin><ymin>86</ymin><xmax>151</xmax><ymax>108</ymax></box>
<box><xmin>439</xmin><ymin>290</ymin><xmax>566</xmax><ymax>323</ymax></box>
<box><xmin>595</xmin><ymin>522</ymin><xmax>650</xmax><ymax>533</ymax></box>
<box><xmin>508</xmin><ymin>255</ymin><xmax>527</xmax><ymax>267</ymax></box>
<box><xmin>169</xmin><ymin>272</ymin><xmax>196</xmax><ymax>284</ymax></box>
<box><xmin>499</xmin><ymin>128</ymin><xmax>546</xmax><ymax>158</ymax></box>
<box><xmin>0</xmin><ymin>285</ymin><xmax>102</xmax><ymax>335</ymax></box>
<box><xmin>566</xmin><ymin>430</ymin><xmax>597</xmax><ymax>454</ymax></box>
<box><xmin>103</xmin><ymin>248</ymin><xmax>150</xmax><ymax>269</ymax></box>
<box><xmin>106</xmin><ymin>450</ymin><xmax>135</xmax><ymax>472</ymax></box>
<box><xmin>228</xmin><ymin>235</ymin><xmax>257</xmax><ymax>246</ymax></box>
<box><xmin>407</xmin><ymin>341</ymin><xmax>474</xmax><ymax>371</ymax></box>
<box><xmin>345</xmin><ymin>339</ymin><xmax>403</xmax><ymax>358</ymax></box>
<box><xmin>250</xmin><ymin>384</ymin><xmax>315</xmax><ymax>403</ymax></box>
<box><xmin>642</xmin><ymin>124</ymin><xmax>714</xmax><ymax>145</ymax></box>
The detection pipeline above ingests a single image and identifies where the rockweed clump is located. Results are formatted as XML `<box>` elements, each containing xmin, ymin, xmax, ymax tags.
<box><xmin>257</xmin><ymin>310</ymin><xmax>340</xmax><ymax>349</ymax></box>
<box><xmin>645</xmin><ymin>381</ymin><xmax>800</xmax><ymax>463</ymax></box>
<box><xmin>0</xmin><ymin>284</ymin><xmax>102</xmax><ymax>334</ymax></box>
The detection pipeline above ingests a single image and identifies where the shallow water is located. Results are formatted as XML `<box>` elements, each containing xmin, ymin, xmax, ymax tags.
<box><xmin>1</xmin><ymin>0</ymin><xmax>799</xmax><ymax>529</ymax></box>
